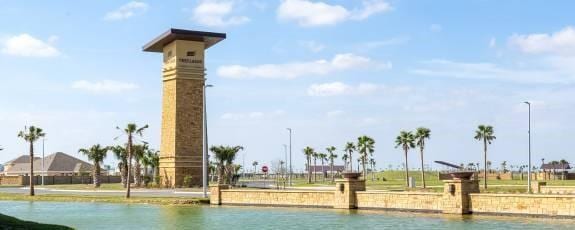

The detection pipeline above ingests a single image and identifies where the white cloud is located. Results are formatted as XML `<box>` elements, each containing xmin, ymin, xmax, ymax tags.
<box><xmin>489</xmin><ymin>37</ymin><xmax>497</xmax><ymax>48</ymax></box>
<box><xmin>429</xmin><ymin>24</ymin><xmax>442</xmax><ymax>32</ymax></box>
<box><xmin>192</xmin><ymin>0</ymin><xmax>249</xmax><ymax>27</ymax></box>
<box><xmin>326</xmin><ymin>110</ymin><xmax>344</xmax><ymax>118</ymax></box>
<box><xmin>277</xmin><ymin>0</ymin><xmax>391</xmax><ymax>27</ymax></box>
<box><xmin>1</xmin><ymin>34</ymin><xmax>60</xmax><ymax>57</ymax></box>
<box><xmin>71</xmin><ymin>80</ymin><xmax>139</xmax><ymax>93</ymax></box>
<box><xmin>307</xmin><ymin>82</ymin><xmax>382</xmax><ymax>96</ymax></box>
<box><xmin>104</xmin><ymin>1</ymin><xmax>149</xmax><ymax>21</ymax></box>
<box><xmin>299</xmin><ymin>40</ymin><xmax>325</xmax><ymax>53</ymax></box>
<box><xmin>509</xmin><ymin>26</ymin><xmax>575</xmax><ymax>56</ymax></box>
<box><xmin>356</xmin><ymin>36</ymin><xmax>410</xmax><ymax>51</ymax></box>
<box><xmin>218</xmin><ymin>53</ymin><xmax>391</xmax><ymax>79</ymax></box>
<box><xmin>220</xmin><ymin>110</ymin><xmax>284</xmax><ymax>120</ymax></box>
<box><xmin>411</xmin><ymin>59</ymin><xmax>571</xmax><ymax>84</ymax></box>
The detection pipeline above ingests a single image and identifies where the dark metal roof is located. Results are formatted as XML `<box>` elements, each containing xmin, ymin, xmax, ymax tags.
<box><xmin>143</xmin><ymin>28</ymin><xmax>226</xmax><ymax>52</ymax></box>
<box><xmin>434</xmin><ymin>161</ymin><xmax>463</xmax><ymax>169</ymax></box>
<box><xmin>541</xmin><ymin>163</ymin><xmax>571</xmax><ymax>170</ymax></box>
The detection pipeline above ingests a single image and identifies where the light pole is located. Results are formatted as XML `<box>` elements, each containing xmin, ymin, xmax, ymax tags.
<box><xmin>283</xmin><ymin>144</ymin><xmax>288</xmax><ymax>178</ymax></box>
<box><xmin>286</xmin><ymin>128</ymin><xmax>292</xmax><ymax>186</ymax></box>
<box><xmin>524</xmin><ymin>101</ymin><xmax>532</xmax><ymax>193</ymax></box>
<box><xmin>203</xmin><ymin>84</ymin><xmax>213</xmax><ymax>198</ymax></box>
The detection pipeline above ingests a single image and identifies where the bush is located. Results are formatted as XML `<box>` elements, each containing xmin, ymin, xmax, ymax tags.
<box><xmin>183</xmin><ymin>175</ymin><xmax>193</xmax><ymax>188</ymax></box>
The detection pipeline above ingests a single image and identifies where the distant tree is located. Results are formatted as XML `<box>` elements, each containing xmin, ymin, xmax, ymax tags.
<box><xmin>110</xmin><ymin>145</ymin><xmax>128</xmax><ymax>188</ymax></box>
<box><xmin>395</xmin><ymin>131</ymin><xmax>415</xmax><ymax>187</ymax></box>
<box><xmin>116</xmin><ymin>123</ymin><xmax>148</xmax><ymax>198</ymax></box>
<box><xmin>303</xmin><ymin>147</ymin><xmax>314</xmax><ymax>184</ymax></box>
<box><xmin>341</xmin><ymin>153</ymin><xmax>349</xmax><ymax>169</ymax></box>
<box><xmin>326</xmin><ymin>146</ymin><xmax>337</xmax><ymax>182</ymax></box>
<box><xmin>344</xmin><ymin>142</ymin><xmax>356</xmax><ymax>172</ymax></box>
<box><xmin>560</xmin><ymin>159</ymin><xmax>569</xmax><ymax>180</ymax></box>
<box><xmin>357</xmin><ymin>136</ymin><xmax>375</xmax><ymax>177</ymax></box>
<box><xmin>501</xmin><ymin>161</ymin><xmax>508</xmax><ymax>173</ymax></box>
<box><xmin>79</xmin><ymin>144</ymin><xmax>109</xmax><ymax>188</ymax></box>
<box><xmin>252</xmin><ymin>161</ymin><xmax>258</xmax><ymax>176</ymax></box>
<box><xmin>18</xmin><ymin>126</ymin><xmax>46</xmax><ymax>196</ymax></box>
<box><xmin>415</xmin><ymin>127</ymin><xmax>431</xmax><ymax>188</ymax></box>
<box><xmin>369</xmin><ymin>158</ymin><xmax>376</xmax><ymax>181</ymax></box>
<box><xmin>475</xmin><ymin>125</ymin><xmax>496</xmax><ymax>190</ymax></box>
<box><xmin>211</xmin><ymin>145</ymin><xmax>243</xmax><ymax>185</ymax></box>
<box><xmin>318</xmin><ymin>152</ymin><xmax>327</xmax><ymax>181</ymax></box>
<box><xmin>312</xmin><ymin>151</ymin><xmax>319</xmax><ymax>182</ymax></box>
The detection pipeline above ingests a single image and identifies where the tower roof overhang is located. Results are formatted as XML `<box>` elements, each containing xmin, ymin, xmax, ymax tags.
<box><xmin>143</xmin><ymin>28</ymin><xmax>226</xmax><ymax>52</ymax></box>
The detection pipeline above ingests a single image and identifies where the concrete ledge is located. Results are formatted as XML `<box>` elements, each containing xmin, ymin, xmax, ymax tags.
<box><xmin>359</xmin><ymin>207</ymin><xmax>441</xmax><ymax>214</ymax></box>
<box><xmin>357</xmin><ymin>191</ymin><xmax>442</xmax><ymax>196</ymax></box>
<box><xmin>219</xmin><ymin>203</ymin><xmax>333</xmax><ymax>209</ymax></box>
<box><xmin>471</xmin><ymin>193</ymin><xmax>575</xmax><ymax>198</ymax></box>
<box><xmin>222</xmin><ymin>190</ymin><xmax>332</xmax><ymax>194</ymax></box>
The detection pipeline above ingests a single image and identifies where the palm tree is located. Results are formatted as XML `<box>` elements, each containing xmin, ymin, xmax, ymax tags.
<box><xmin>326</xmin><ymin>146</ymin><xmax>337</xmax><ymax>182</ymax></box>
<box><xmin>110</xmin><ymin>145</ymin><xmax>128</xmax><ymax>188</ymax></box>
<box><xmin>369</xmin><ymin>158</ymin><xmax>376</xmax><ymax>181</ymax></box>
<box><xmin>211</xmin><ymin>145</ymin><xmax>243</xmax><ymax>185</ymax></box>
<box><xmin>357</xmin><ymin>136</ymin><xmax>375</xmax><ymax>178</ymax></box>
<box><xmin>344</xmin><ymin>142</ymin><xmax>356</xmax><ymax>172</ymax></box>
<box><xmin>318</xmin><ymin>153</ymin><xmax>327</xmax><ymax>181</ymax></box>
<box><xmin>116</xmin><ymin>123</ymin><xmax>148</xmax><ymax>198</ymax></box>
<box><xmin>550</xmin><ymin>161</ymin><xmax>559</xmax><ymax>180</ymax></box>
<box><xmin>474</xmin><ymin>125</ymin><xmax>496</xmax><ymax>190</ymax></box>
<box><xmin>341</xmin><ymin>153</ymin><xmax>349</xmax><ymax>169</ymax></box>
<box><xmin>146</xmin><ymin>150</ymin><xmax>160</xmax><ymax>185</ymax></box>
<box><xmin>252</xmin><ymin>161</ymin><xmax>258</xmax><ymax>177</ymax></box>
<box><xmin>395</xmin><ymin>131</ymin><xmax>415</xmax><ymax>187</ymax></box>
<box><xmin>560</xmin><ymin>159</ymin><xmax>569</xmax><ymax>180</ymax></box>
<box><xmin>312</xmin><ymin>152</ymin><xmax>319</xmax><ymax>182</ymax></box>
<box><xmin>303</xmin><ymin>147</ymin><xmax>314</xmax><ymax>184</ymax></box>
<box><xmin>415</xmin><ymin>127</ymin><xmax>431</xmax><ymax>188</ymax></box>
<box><xmin>17</xmin><ymin>126</ymin><xmax>45</xmax><ymax>196</ymax></box>
<box><xmin>133</xmin><ymin>143</ymin><xmax>150</xmax><ymax>187</ymax></box>
<box><xmin>78</xmin><ymin>144</ymin><xmax>109</xmax><ymax>188</ymax></box>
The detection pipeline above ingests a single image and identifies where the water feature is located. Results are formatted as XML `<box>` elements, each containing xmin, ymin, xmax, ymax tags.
<box><xmin>1</xmin><ymin>201</ymin><xmax>574</xmax><ymax>229</ymax></box>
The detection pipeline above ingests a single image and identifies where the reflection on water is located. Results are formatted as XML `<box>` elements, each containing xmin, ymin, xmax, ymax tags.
<box><xmin>0</xmin><ymin>201</ymin><xmax>574</xmax><ymax>230</ymax></box>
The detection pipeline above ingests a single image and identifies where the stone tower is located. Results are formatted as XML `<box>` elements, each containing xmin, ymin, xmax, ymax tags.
<box><xmin>143</xmin><ymin>29</ymin><xmax>226</xmax><ymax>187</ymax></box>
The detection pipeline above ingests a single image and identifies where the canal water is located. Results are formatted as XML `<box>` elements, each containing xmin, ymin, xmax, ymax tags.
<box><xmin>1</xmin><ymin>201</ymin><xmax>574</xmax><ymax>229</ymax></box>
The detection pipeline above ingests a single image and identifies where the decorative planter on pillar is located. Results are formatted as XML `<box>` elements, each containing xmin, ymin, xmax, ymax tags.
<box><xmin>441</xmin><ymin>171</ymin><xmax>479</xmax><ymax>214</ymax></box>
<box><xmin>334</xmin><ymin>172</ymin><xmax>365</xmax><ymax>209</ymax></box>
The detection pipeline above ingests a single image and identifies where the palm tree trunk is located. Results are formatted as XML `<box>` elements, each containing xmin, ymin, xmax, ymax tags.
<box><xmin>420</xmin><ymin>146</ymin><xmax>426</xmax><ymax>188</ymax></box>
<box><xmin>404</xmin><ymin>148</ymin><xmax>409</xmax><ymax>187</ymax></box>
<box><xmin>321</xmin><ymin>160</ymin><xmax>324</xmax><ymax>181</ymax></box>
<box><xmin>349</xmin><ymin>151</ymin><xmax>353</xmax><ymax>172</ymax></box>
<box><xmin>331</xmin><ymin>161</ymin><xmax>334</xmax><ymax>182</ymax></box>
<box><xmin>126</xmin><ymin>135</ymin><xmax>132</xmax><ymax>198</ymax></box>
<box><xmin>483</xmin><ymin>139</ymin><xmax>488</xmax><ymax>190</ymax></box>
<box><xmin>29</xmin><ymin>141</ymin><xmax>35</xmax><ymax>196</ymax></box>
<box><xmin>217</xmin><ymin>164</ymin><xmax>224</xmax><ymax>185</ymax></box>
<box><xmin>134</xmin><ymin>161</ymin><xmax>141</xmax><ymax>187</ymax></box>
<box><xmin>307</xmin><ymin>158</ymin><xmax>311</xmax><ymax>184</ymax></box>
<box><xmin>94</xmin><ymin>162</ymin><xmax>101</xmax><ymax>188</ymax></box>
<box><xmin>313</xmin><ymin>158</ymin><xmax>317</xmax><ymax>183</ymax></box>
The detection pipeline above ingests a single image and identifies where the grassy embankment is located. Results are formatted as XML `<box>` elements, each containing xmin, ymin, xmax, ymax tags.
<box><xmin>0</xmin><ymin>192</ymin><xmax>208</xmax><ymax>205</ymax></box>
<box><xmin>0</xmin><ymin>213</ymin><xmax>72</xmax><ymax>230</ymax></box>
<box><xmin>285</xmin><ymin>170</ymin><xmax>575</xmax><ymax>193</ymax></box>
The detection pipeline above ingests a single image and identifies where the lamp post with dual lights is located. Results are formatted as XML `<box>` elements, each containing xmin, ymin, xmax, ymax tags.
<box><xmin>524</xmin><ymin>101</ymin><xmax>532</xmax><ymax>193</ymax></box>
<box><xmin>203</xmin><ymin>84</ymin><xmax>213</xmax><ymax>198</ymax></box>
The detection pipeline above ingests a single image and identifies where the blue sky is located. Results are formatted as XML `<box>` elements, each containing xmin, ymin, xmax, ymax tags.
<box><xmin>1</xmin><ymin>0</ymin><xmax>575</xmax><ymax>172</ymax></box>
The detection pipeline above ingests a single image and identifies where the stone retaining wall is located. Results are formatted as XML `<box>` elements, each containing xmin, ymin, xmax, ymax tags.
<box><xmin>356</xmin><ymin>191</ymin><xmax>442</xmax><ymax>212</ymax></box>
<box><xmin>219</xmin><ymin>189</ymin><xmax>333</xmax><ymax>208</ymax></box>
<box><xmin>470</xmin><ymin>193</ymin><xmax>575</xmax><ymax>217</ymax></box>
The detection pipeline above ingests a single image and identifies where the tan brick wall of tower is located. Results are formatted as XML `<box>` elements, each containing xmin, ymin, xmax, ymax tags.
<box><xmin>159</xmin><ymin>40</ymin><xmax>206</xmax><ymax>188</ymax></box>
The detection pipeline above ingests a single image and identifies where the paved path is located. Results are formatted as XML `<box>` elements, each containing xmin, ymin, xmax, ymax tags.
<box><xmin>0</xmin><ymin>187</ymin><xmax>208</xmax><ymax>198</ymax></box>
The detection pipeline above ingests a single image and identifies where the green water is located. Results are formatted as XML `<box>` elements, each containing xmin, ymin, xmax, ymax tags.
<box><xmin>1</xmin><ymin>201</ymin><xmax>574</xmax><ymax>229</ymax></box>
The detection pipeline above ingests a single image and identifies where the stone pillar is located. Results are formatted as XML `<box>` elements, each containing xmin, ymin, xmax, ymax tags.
<box><xmin>531</xmin><ymin>181</ymin><xmax>546</xmax><ymax>194</ymax></box>
<box><xmin>333</xmin><ymin>173</ymin><xmax>365</xmax><ymax>209</ymax></box>
<box><xmin>442</xmin><ymin>179</ymin><xmax>479</xmax><ymax>214</ymax></box>
<box><xmin>209</xmin><ymin>184</ymin><xmax>229</xmax><ymax>205</ymax></box>
<box><xmin>143</xmin><ymin>29</ymin><xmax>226</xmax><ymax>188</ymax></box>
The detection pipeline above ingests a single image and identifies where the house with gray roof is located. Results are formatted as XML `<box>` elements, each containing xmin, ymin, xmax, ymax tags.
<box><xmin>3</xmin><ymin>152</ymin><xmax>94</xmax><ymax>176</ymax></box>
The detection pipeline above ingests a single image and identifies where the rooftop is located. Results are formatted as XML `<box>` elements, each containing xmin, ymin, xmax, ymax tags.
<box><xmin>143</xmin><ymin>28</ymin><xmax>226</xmax><ymax>52</ymax></box>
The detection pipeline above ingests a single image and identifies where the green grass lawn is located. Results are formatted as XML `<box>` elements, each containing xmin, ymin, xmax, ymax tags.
<box><xmin>286</xmin><ymin>170</ymin><xmax>575</xmax><ymax>193</ymax></box>
<box><xmin>0</xmin><ymin>213</ymin><xmax>72</xmax><ymax>230</ymax></box>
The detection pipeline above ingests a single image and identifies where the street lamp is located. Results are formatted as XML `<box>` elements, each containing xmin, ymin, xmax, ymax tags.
<box><xmin>283</xmin><ymin>144</ymin><xmax>288</xmax><ymax>178</ymax></box>
<box><xmin>524</xmin><ymin>101</ymin><xmax>532</xmax><ymax>193</ymax></box>
<box><xmin>203</xmin><ymin>84</ymin><xmax>213</xmax><ymax>198</ymax></box>
<box><xmin>286</xmin><ymin>128</ymin><xmax>292</xmax><ymax>186</ymax></box>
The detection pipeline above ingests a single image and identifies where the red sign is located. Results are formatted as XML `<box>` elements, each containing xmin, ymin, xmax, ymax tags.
<box><xmin>262</xmin><ymin>166</ymin><xmax>269</xmax><ymax>173</ymax></box>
